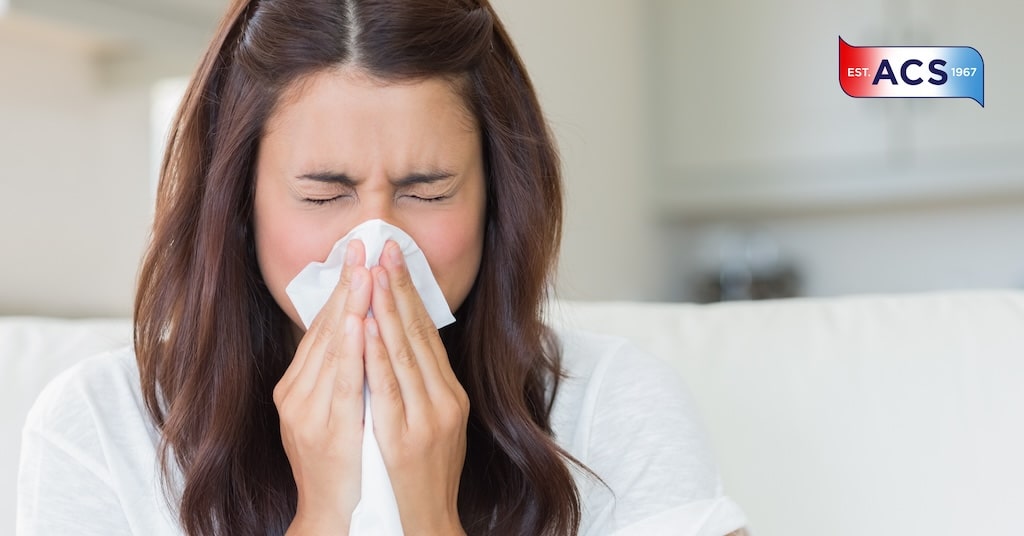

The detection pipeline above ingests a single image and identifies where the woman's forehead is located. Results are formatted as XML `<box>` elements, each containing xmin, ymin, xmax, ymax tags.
<box><xmin>267</xmin><ymin>67</ymin><xmax>477</xmax><ymax>134</ymax></box>
<box><xmin>259</xmin><ymin>67</ymin><xmax>482</xmax><ymax>176</ymax></box>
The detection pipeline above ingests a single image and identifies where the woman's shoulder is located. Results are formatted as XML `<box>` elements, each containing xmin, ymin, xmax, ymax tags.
<box><xmin>24</xmin><ymin>346</ymin><xmax>148</xmax><ymax>441</ymax></box>
<box><xmin>548</xmin><ymin>328</ymin><xmax>749</xmax><ymax>535</ymax></box>
<box><xmin>553</xmin><ymin>327</ymin><xmax>654</xmax><ymax>378</ymax></box>
<box><xmin>19</xmin><ymin>347</ymin><xmax>177</xmax><ymax>534</ymax></box>
<box><xmin>551</xmin><ymin>327</ymin><xmax>687</xmax><ymax>413</ymax></box>
<box><xmin>548</xmin><ymin>327</ymin><xmax>705</xmax><ymax>465</ymax></box>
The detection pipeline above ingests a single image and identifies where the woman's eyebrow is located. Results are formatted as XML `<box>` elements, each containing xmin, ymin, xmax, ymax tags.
<box><xmin>296</xmin><ymin>171</ymin><xmax>357</xmax><ymax>186</ymax></box>
<box><xmin>392</xmin><ymin>171</ymin><xmax>456</xmax><ymax>187</ymax></box>
<box><xmin>296</xmin><ymin>170</ymin><xmax>455</xmax><ymax>187</ymax></box>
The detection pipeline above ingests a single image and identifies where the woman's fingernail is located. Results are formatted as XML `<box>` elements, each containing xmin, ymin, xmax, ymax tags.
<box><xmin>387</xmin><ymin>241</ymin><xmax>403</xmax><ymax>266</ymax></box>
<box><xmin>376</xmin><ymin>269</ymin><xmax>389</xmax><ymax>290</ymax></box>
<box><xmin>366</xmin><ymin>318</ymin><xmax>379</xmax><ymax>337</ymax></box>
<box><xmin>351</xmin><ymin>269</ymin><xmax>365</xmax><ymax>289</ymax></box>
<box><xmin>345</xmin><ymin>241</ymin><xmax>358</xmax><ymax>266</ymax></box>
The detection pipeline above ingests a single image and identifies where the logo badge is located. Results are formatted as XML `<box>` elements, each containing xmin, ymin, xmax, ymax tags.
<box><xmin>839</xmin><ymin>37</ymin><xmax>984</xmax><ymax>107</ymax></box>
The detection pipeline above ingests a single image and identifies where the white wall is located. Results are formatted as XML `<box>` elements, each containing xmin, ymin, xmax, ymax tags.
<box><xmin>0</xmin><ymin>21</ymin><xmax>152</xmax><ymax>317</ymax></box>
<box><xmin>489</xmin><ymin>1</ymin><xmax>1024</xmax><ymax>304</ymax></box>
<box><xmin>490</xmin><ymin>0</ymin><xmax>667</xmax><ymax>302</ymax></box>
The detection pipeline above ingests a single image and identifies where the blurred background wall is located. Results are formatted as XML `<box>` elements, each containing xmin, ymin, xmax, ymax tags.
<box><xmin>1</xmin><ymin>0</ymin><xmax>1022</xmax><ymax>317</ymax></box>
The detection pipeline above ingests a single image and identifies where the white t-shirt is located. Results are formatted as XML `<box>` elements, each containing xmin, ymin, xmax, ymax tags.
<box><xmin>17</xmin><ymin>329</ymin><xmax>746</xmax><ymax>535</ymax></box>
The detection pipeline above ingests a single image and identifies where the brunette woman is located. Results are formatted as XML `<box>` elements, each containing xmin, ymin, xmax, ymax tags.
<box><xmin>18</xmin><ymin>1</ymin><xmax>747</xmax><ymax>534</ymax></box>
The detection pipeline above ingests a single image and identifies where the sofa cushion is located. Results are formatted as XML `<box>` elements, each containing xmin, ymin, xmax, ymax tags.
<box><xmin>546</xmin><ymin>290</ymin><xmax>1024</xmax><ymax>536</ymax></box>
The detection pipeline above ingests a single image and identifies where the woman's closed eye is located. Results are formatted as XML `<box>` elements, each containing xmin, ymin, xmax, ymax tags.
<box><xmin>302</xmin><ymin>193</ymin><xmax>452</xmax><ymax>206</ymax></box>
<box><xmin>403</xmin><ymin>194</ymin><xmax>451</xmax><ymax>203</ymax></box>
<box><xmin>303</xmin><ymin>194</ymin><xmax>352</xmax><ymax>206</ymax></box>
<box><xmin>400</xmin><ymin>181</ymin><xmax>459</xmax><ymax>204</ymax></box>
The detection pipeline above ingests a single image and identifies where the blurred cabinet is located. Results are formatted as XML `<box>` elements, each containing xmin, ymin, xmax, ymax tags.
<box><xmin>648</xmin><ymin>0</ymin><xmax>1024</xmax><ymax>218</ymax></box>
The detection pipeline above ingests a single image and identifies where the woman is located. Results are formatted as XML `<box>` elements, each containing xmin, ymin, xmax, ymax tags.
<box><xmin>18</xmin><ymin>0</ymin><xmax>747</xmax><ymax>534</ymax></box>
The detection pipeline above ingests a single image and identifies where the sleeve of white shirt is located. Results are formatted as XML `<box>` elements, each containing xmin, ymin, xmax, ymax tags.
<box><xmin>17</xmin><ymin>363</ymin><xmax>134</xmax><ymax>536</ymax></box>
<box><xmin>579</xmin><ymin>338</ymin><xmax>748</xmax><ymax>536</ymax></box>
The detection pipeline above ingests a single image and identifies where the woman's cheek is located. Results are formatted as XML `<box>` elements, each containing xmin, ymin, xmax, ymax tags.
<box><xmin>257</xmin><ymin>219</ymin><xmax>335</xmax><ymax>311</ymax></box>
<box><xmin>410</xmin><ymin>215</ymin><xmax>484</xmax><ymax>310</ymax></box>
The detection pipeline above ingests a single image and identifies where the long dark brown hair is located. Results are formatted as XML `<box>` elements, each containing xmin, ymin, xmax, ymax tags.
<box><xmin>134</xmin><ymin>0</ymin><xmax>576</xmax><ymax>534</ymax></box>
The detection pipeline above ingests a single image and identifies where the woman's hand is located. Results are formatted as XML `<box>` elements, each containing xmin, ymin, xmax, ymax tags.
<box><xmin>364</xmin><ymin>240</ymin><xmax>470</xmax><ymax>535</ymax></box>
<box><xmin>275</xmin><ymin>240</ymin><xmax>371</xmax><ymax>535</ymax></box>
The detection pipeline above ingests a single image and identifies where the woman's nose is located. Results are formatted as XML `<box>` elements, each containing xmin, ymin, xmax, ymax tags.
<box><xmin>351</xmin><ymin>189</ymin><xmax>399</xmax><ymax>227</ymax></box>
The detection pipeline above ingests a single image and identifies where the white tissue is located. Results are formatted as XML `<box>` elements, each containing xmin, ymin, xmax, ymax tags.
<box><xmin>284</xmin><ymin>219</ymin><xmax>457</xmax><ymax>536</ymax></box>
<box><xmin>285</xmin><ymin>219</ymin><xmax>456</xmax><ymax>330</ymax></box>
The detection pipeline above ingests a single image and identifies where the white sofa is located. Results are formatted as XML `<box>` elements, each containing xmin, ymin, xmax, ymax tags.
<box><xmin>5</xmin><ymin>290</ymin><xmax>1024</xmax><ymax>535</ymax></box>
